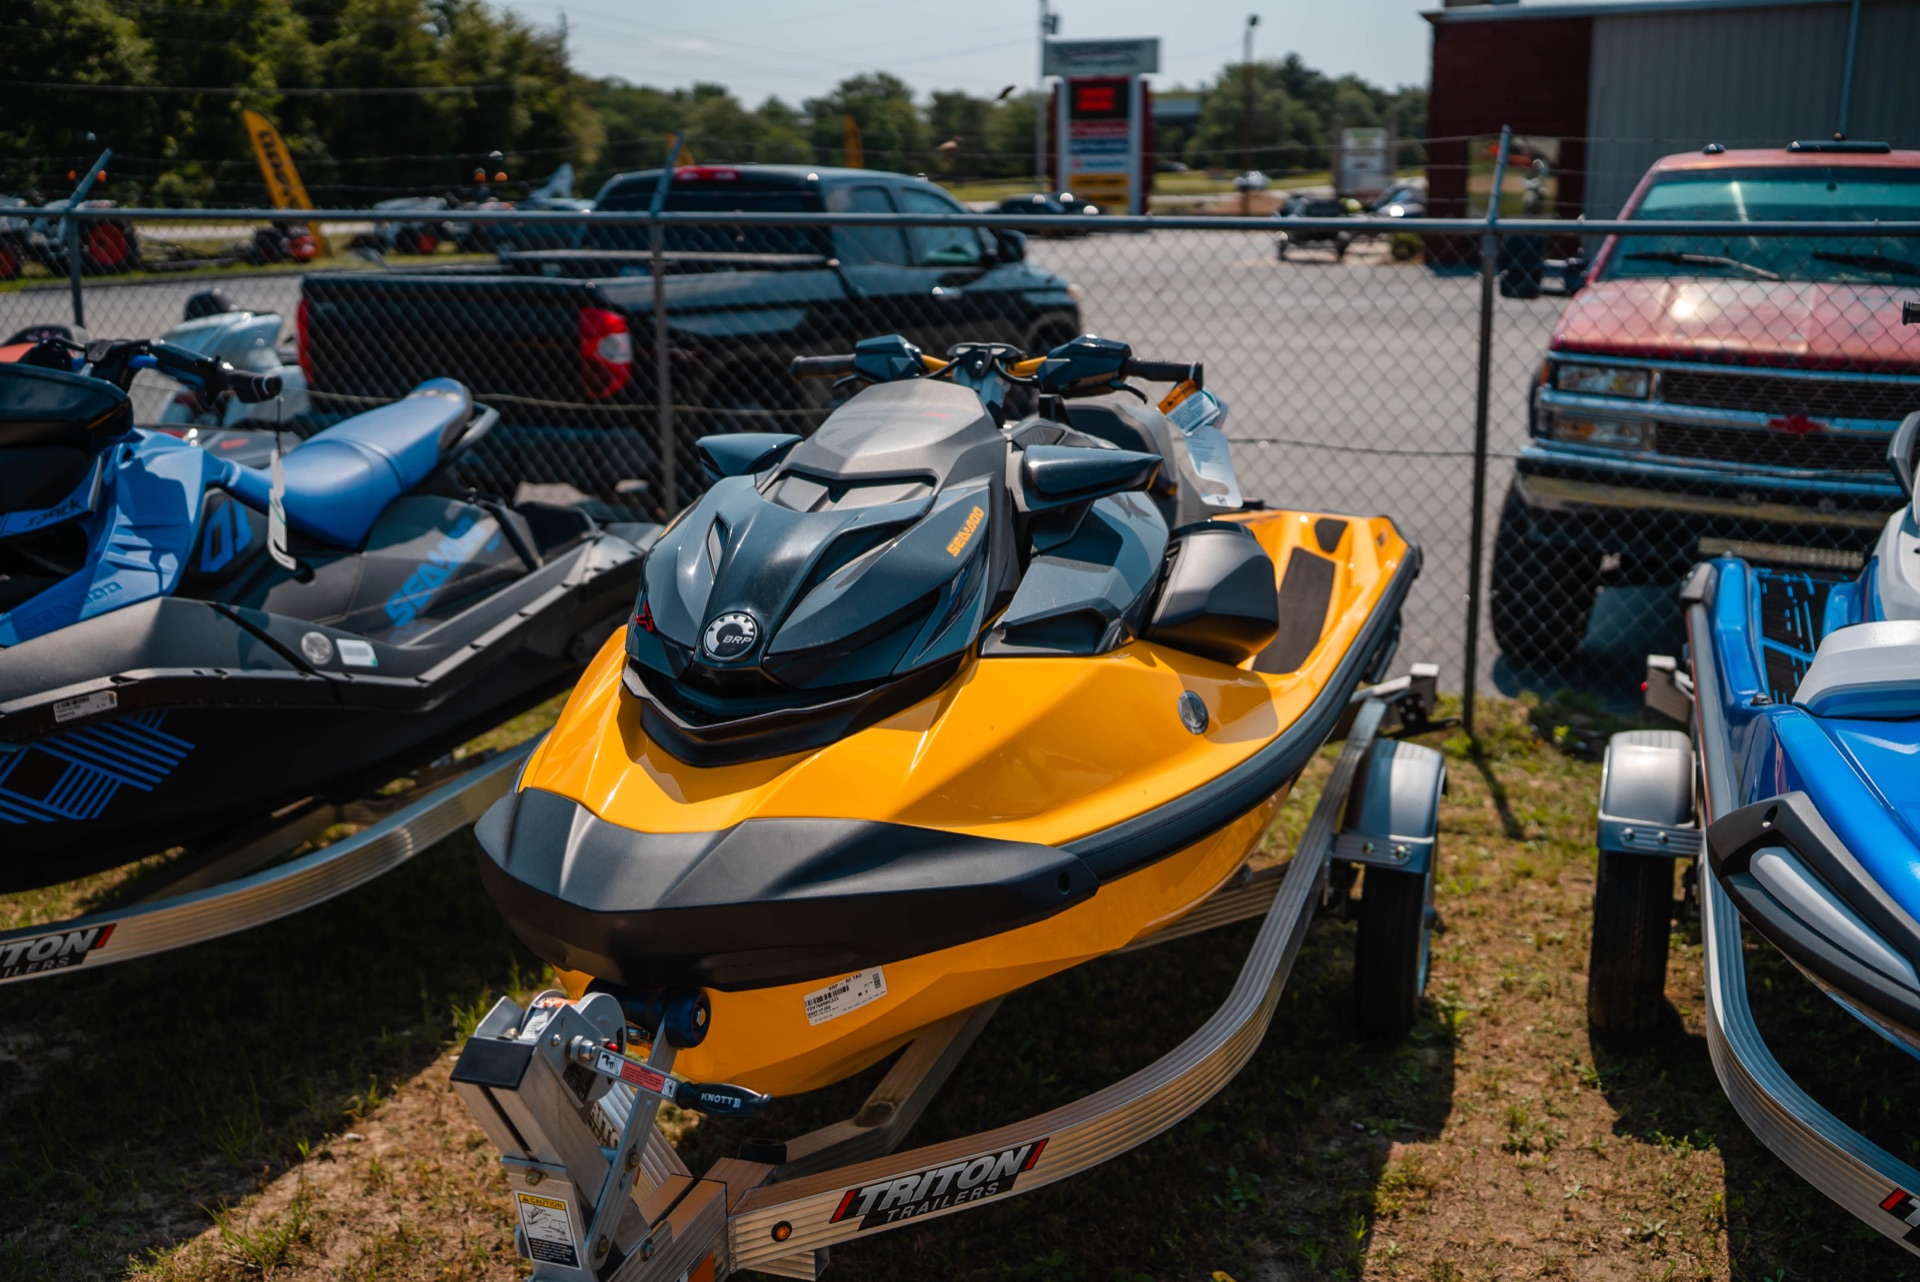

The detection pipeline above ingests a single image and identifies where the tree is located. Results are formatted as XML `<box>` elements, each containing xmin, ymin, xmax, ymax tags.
<box><xmin>805</xmin><ymin>73</ymin><xmax>925</xmax><ymax>171</ymax></box>
<box><xmin>0</xmin><ymin>0</ymin><xmax>154</xmax><ymax>197</ymax></box>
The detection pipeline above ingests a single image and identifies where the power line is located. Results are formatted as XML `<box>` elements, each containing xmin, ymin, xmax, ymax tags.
<box><xmin>15</xmin><ymin>80</ymin><xmax>526</xmax><ymax>96</ymax></box>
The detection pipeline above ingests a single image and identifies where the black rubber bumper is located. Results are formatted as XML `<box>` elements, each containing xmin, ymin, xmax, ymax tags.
<box><xmin>1708</xmin><ymin>792</ymin><xmax>1920</xmax><ymax>1050</ymax></box>
<box><xmin>474</xmin><ymin>786</ymin><xmax>1099</xmax><ymax>991</ymax></box>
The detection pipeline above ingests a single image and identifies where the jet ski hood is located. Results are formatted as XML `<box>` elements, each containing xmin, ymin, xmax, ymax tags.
<box><xmin>626</xmin><ymin>379</ymin><xmax>1024</xmax><ymax>763</ymax></box>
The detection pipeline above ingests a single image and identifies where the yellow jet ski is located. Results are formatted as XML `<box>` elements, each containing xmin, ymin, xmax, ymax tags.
<box><xmin>472</xmin><ymin>334</ymin><xmax>1422</xmax><ymax>1103</ymax></box>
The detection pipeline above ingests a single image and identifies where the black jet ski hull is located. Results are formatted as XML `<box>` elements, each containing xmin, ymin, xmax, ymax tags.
<box><xmin>0</xmin><ymin>528</ymin><xmax>651</xmax><ymax>890</ymax></box>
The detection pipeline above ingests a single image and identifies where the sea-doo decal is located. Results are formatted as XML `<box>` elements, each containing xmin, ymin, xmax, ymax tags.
<box><xmin>1882</xmin><ymin>1188</ymin><xmax>1920</xmax><ymax>1244</ymax></box>
<box><xmin>0</xmin><ymin>923</ymin><xmax>116</xmax><ymax>980</ymax></box>
<box><xmin>946</xmin><ymin>504</ymin><xmax>985</xmax><ymax>557</ymax></box>
<box><xmin>0</xmin><ymin>710</ymin><xmax>193</xmax><ymax>824</ymax></box>
<box><xmin>702</xmin><ymin>611</ymin><xmax>758</xmax><ymax>662</ymax></box>
<box><xmin>383</xmin><ymin>511</ymin><xmax>500</xmax><ymax>632</ymax></box>
<box><xmin>828</xmin><ymin>1138</ymin><xmax>1049</xmax><ymax>1230</ymax></box>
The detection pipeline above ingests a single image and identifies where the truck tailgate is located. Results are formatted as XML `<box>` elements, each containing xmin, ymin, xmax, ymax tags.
<box><xmin>302</xmin><ymin>271</ymin><xmax>602</xmax><ymax>410</ymax></box>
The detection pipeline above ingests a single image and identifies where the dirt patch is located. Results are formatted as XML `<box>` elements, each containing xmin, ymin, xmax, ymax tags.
<box><xmin>3</xmin><ymin>695</ymin><xmax>1916</xmax><ymax>1281</ymax></box>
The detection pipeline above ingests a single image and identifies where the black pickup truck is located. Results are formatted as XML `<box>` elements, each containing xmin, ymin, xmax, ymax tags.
<box><xmin>298</xmin><ymin>166</ymin><xmax>1084</xmax><ymax>498</ymax></box>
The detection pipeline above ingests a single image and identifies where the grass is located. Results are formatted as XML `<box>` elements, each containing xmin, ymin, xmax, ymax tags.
<box><xmin>0</xmin><ymin>693</ymin><xmax>1914</xmax><ymax>1279</ymax></box>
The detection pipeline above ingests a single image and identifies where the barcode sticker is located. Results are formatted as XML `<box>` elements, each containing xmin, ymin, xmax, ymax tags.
<box><xmin>803</xmin><ymin>967</ymin><xmax>887</xmax><ymax>1026</ymax></box>
<box><xmin>52</xmin><ymin>691</ymin><xmax>116</xmax><ymax>724</ymax></box>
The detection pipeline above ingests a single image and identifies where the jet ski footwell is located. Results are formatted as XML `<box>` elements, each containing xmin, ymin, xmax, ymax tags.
<box><xmin>449</xmin><ymin>677</ymin><xmax>1442</xmax><ymax>1282</ymax></box>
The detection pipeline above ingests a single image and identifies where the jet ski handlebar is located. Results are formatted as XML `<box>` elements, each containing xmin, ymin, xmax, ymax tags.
<box><xmin>788</xmin><ymin>334</ymin><xmax>1201</xmax><ymax>401</ymax></box>
<box><xmin>24</xmin><ymin>335</ymin><xmax>284</xmax><ymax>405</ymax></box>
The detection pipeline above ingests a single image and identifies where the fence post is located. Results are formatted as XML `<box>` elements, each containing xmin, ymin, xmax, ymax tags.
<box><xmin>66</xmin><ymin>220</ymin><xmax>85</xmax><ymax>330</ymax></box>
<box><xmin>1461</xmin><ymin>124</ymin><xmax>1510</xmax><ymax>737</ymax></box>
<box><xmin>648</xmin><ymin>137</ymin><xmax>684</xmax><ymax>516</ymax></box>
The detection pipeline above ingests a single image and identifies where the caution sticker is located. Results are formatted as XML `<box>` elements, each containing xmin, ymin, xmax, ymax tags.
<box><xmin>515</xmin><ymin>1191</ymin><xmax>581</xmax><ymax>1267</ymax></box>
<box><xmin>803</xmin><ymin>966</ymin><xmax>887</xmax><ymax>1026</ymax></box>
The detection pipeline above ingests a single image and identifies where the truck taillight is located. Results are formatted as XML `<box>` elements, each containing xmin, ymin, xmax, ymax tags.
<box><xmin>579</xmin><ymin>307</ymin><xmax>633</xmax><ymax>400</ymax></box>
<box><xmin>296</xmin><ymin>297</ymin><xmax>314</xmax><ymax>387</ymax></box>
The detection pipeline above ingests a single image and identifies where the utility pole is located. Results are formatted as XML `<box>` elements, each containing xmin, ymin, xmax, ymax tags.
<box><xmin>1240</xmin><ymin>13</ymin><xmax>1259</xmax><ymax>214</ymax></box>
<box><xmin>1036</xmin><ymin>0</ymin><xmax>1056</xmax><ymax>189</ymax></box>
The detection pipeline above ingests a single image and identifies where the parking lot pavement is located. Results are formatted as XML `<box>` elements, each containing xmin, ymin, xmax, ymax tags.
<box><xmin>4</xmin><ymin>232</ymin><xmax>1568</xmax><ymax>694</ymax></box>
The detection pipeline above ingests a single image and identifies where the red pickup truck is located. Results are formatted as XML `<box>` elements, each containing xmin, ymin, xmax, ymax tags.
<box><xmin>1491</xmin><ymin>141</ymin><xmax>1920</xmax><ymax>665</ymax></box>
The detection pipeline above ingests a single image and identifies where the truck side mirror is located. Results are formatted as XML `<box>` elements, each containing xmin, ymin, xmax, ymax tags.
<box><xmin>993</xmin><ymin>229</ymin><xmax>1027</xmax><ymax>264</ymax></box>
<box><xmin>1563</xmin><ymin>254</ymin><xmax>1589</xmax><ymax>293</ymax></box>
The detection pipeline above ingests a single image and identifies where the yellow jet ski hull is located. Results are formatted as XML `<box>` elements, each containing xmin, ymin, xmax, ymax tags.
<box><xmin>491</xmin><ymin>509</ymin><xmax>1413</xmax><ymax>1096</ymax></box>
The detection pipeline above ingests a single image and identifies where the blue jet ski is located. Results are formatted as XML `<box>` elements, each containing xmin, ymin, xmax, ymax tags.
<box><xmin>0</xmin><ymin>334</ymin><xmax>654</xmax><ymax>891</ymax></box>
<box><xmin>1589</xmin><ymin>371</ymin><xmax>1920</xmax><ymax>1253</ymax></box>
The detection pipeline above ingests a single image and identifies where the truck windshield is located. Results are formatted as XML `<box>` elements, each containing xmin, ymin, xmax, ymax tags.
<box><xmin>1602</xmin><ymin>166</ymin><xmax>1920</xmax><ymax>285</ymax></box>
<box><xmin>590</xmin><ymin>186</ymin><xmax>830</xmax><ymax>256</ymax></box>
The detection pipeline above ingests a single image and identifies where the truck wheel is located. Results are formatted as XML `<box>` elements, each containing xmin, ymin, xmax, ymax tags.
<box><xmin>1587</xmin><ymin>851</ymin><xmax>1674</xmax><ymax>1047</ymax></box>
<box><xmin>1354</xmin><ymin>859</ymin><xmax>1436</xmax><ymax>1042</ymax></box>
<box><xmin>1489</xmin><ymin>492</ymin><xmax>1596</xmax><ymax>666</ymax></box>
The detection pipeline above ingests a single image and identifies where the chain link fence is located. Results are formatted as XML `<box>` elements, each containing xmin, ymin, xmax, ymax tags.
<box><xmin>5</xmin><ymin>194</ymin><xmax>1918</xmax><ymax>720</ymax></box>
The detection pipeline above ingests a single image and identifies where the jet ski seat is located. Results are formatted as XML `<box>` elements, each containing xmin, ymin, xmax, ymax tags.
<box><xmin>1794</xmin><ymin>620</ymin><xmax>1920</xmax><ymax>719</ymax></box>
<box><xmin>229</xmin><ymin>379</ymin><xmax>477</xmax><ymax>548</ymax></box>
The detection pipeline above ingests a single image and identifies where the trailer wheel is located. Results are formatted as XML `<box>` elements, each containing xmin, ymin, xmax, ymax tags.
<box><xmin>1354</xmin><ymin>859</ymin><xmax>1435</xmax><ymax>1041</ymax></box>
<box><xmin>1587</xmin><ymin>851</ymin><xmax>1674</xmax><ymax>1046</ymax></box>
<box><xmin>0</xmin><ymin>243</ymin><xmax>19</xmax><ymax>281</ymax></box>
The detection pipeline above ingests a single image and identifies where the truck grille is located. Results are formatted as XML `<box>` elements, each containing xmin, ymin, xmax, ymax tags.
<box><xmin>1654</xmin><ymin>423</ymin><xmax>1889</xmax><ymax>472</ymax></box>
<box><xmin>1660</xmin><ymin>369</ymin><xmax>1920</xmax><ymax>423</ymax></box>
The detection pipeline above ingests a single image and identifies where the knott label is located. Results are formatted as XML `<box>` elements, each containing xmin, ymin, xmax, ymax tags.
<box><xmin>0</xmin><ymin>923</ymin><xmax>116</xmax><ymax>980</ymax></box>
<box><xmin>829</xmin><ymin>1138</ymin><xmax>1048</xmax><ymax>1230</ymax></box>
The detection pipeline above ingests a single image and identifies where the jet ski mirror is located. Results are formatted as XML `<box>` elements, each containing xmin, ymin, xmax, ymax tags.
<box><xmin>1020</xmin><ymin>443</ymin><xmax>1160</xmax><ymax>510</ymax></box>
<box><xmin>1035</xmin><ymin>335</ymin><xmax>1130</xmax><ymax>397</ymax></box>
<box><xmin>851</xmin><ymin>333</ymin><xmax>927</xmax><ymax>385</ymax></box>
<box><xmin>696</xmin><ymin>431</ymin><xmax>800</xmax><ymax>481</ymax></box>
<box><xmin>1890</xmin><ymin>410</ymin><xmax>1920</xmax><ymax>503</ymax></box>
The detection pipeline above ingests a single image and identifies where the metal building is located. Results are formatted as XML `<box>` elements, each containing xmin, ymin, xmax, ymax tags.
<box><xmin>1425</xmin><ymin>0</ymin><xmax>1920</xmax><ymax>220</ymax></box>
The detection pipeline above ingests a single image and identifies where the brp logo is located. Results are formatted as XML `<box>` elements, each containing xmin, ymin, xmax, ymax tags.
<box><xmin>702</xmin><ymin>611</ymin><xmax>759</xmax><ymax>662</ymax></box>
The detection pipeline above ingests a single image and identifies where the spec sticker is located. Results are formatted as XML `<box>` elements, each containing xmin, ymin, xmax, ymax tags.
<box><xmin>803</xmin><ymin>967</ymin><xmax>887</xmax><ymax>1026</ymax></box>
<box><xmin>514</xmin><ymin>1191</ymin><xmax>581</xmax><ymax>1267</ymax></box>
<box><xmin>336</xmin><ymin>638</ymin><xmax>378</xmax><ymax>667</ymax></box>
<box><xmin>0</xmin><ymin>923</ymin><xmax>116</xmax><ymax>980</ymax></box>
<box><xmin>1881</xmin><ymin>1188</ymin><xmax>1920</xmax><ymax>1243</ymax></box>
<box><xmin>829</xmin><ymin>1137</ymin><xmax>1048</xmax><ymax>1230</ymax></box>
<box><xmin>52</xmin><ymin>690</ymin><xmax>117</xmax><ymax>724</ymax></box>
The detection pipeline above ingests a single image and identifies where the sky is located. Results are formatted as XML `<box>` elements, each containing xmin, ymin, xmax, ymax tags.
<box><xmin>497</xmin><ymin>0</ymin><xmax>1439</xmax><ymax>102</ymax></box>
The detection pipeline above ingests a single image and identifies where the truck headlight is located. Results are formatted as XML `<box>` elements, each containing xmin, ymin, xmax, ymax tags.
<box><xmin>1551</xmin><ymin>415</ymin><xmax>1652</xmax><ymax>450</ymax></box>
<box><xmin>1554</xmin><ymin>363</ymin><xmax>1652</xmax><ymax>399</ymax></box>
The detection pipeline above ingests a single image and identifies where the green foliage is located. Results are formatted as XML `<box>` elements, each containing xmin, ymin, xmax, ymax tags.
<box><xmin>0</xmin><ymin>6</ymin><xmax>1427</xmax><ymax>204</ymax></box>
<box><xmin>1181</xmin><ymin>53</ymin><xmax>1427</xmax><ymax>174</ymax></box>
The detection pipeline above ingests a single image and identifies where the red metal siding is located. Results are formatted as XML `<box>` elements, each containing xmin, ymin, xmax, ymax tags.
<box><xmin>1426</xmin><ymin>15</ymin><xmax>1594</xmax><ymax>221</ymax></box>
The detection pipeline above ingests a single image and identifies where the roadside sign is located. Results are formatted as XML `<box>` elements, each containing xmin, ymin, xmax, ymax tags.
<box><xmin>1337</xmin><ymin>127</ymin><xmax>1393</xmax><ymax>201</ymax></box>
<box><xmin>1043</xmin><ymin>38</ymin><xmax>1160</xmax><ymax>77</ymax></box>
<box><xmin>1054</xmin><ymin>73</ymin><xmax>1151</xmax><ymax>215</ymax></box>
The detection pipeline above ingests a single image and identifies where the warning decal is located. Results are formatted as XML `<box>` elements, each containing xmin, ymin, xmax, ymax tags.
<box><xmin>515</xmin><ymin>1191</ymin><xmax>581</xmax><ymax>1267</ymax></box>
<box><xmin>803</xmin><ymin>966</ymin><xmax>887</xmax><ymax>1026</ymax></box>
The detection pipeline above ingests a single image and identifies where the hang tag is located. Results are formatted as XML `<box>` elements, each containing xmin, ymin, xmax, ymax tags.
<box><xmin>267</xmin><ymin>451</ymin><xmax>297</xmax><ymax>571</ymax></box>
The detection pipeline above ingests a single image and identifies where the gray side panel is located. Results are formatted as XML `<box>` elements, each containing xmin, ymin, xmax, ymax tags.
<box><xmin>1584</xmin><ymin>3</ymin><xmax>1920</xmax><ymax>220</ymax></box>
